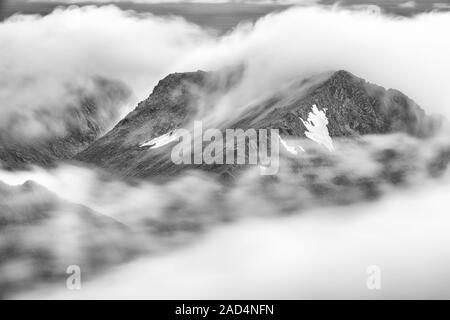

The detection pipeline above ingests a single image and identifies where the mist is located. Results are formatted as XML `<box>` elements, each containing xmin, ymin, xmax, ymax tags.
<box><xmin>20</xmin><ymin>181</ymin><xmax>450</xmax><ymax>299</ymax></box>
<box><xmin>0</xmin><ymin>131</ymin><xmax>449</xmax><ymax>298</ymax></box>
<box><xmin>0</xmin><ymin>5</ymin><xmax>213</xmax><ymax>137</ymax></box>
<box><xmin>1</xmin><ymin>5</ymin><xmax>449</xmax><ymax>137</ymax></box>
<box><xmin>0</xmin><ymin>133</ymin><xmax>448</xmax><ymax>299</ymax></box>
<box><xmin>176</xmin><ymin>6</ymin><xmax>450</xmax><ymax>123</ymax></box>
<box><xmin>2</xmin><ymin>3</ymin><xmax>450</xmax><ymax>299</ymax></box>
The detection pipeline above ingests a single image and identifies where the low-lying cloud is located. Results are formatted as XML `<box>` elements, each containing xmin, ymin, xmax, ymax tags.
<box><xmin>24</xmin><ymin>181</ymin><xmax>450</xmax><ymax>299</ymax></box>
<box><xmin>4</xmin><ymin>132</ymin><xmax>450</xmax><ymax>299</ymax></box>
<box><xmin>0</xmin><ymin>5</ymin><xmax>214</xmax><ymax>137</ymax></box>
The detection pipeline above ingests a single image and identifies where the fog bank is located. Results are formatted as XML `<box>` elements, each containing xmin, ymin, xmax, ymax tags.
<box><xmin>1</xmin><ymin>5</ymin><xmax>449</xmax><ymax>137</ymax></box>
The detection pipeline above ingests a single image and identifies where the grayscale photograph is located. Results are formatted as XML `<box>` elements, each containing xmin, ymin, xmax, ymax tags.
<box><xmin>0</xmin><ymin>0</ymin><xmax>450</xmax><ymax>304</ymax></box>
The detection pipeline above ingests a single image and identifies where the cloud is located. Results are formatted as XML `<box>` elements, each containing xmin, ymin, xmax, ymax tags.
<box><xmin>0</xmin><ymin>5</ymin><xmax>214</xmax><ymax>138</ymax></box>
<box><xmin>180</xmin><ymin>6</ymin><xmax>450</xmax><ymax>123</ymax></box>
<box><xmin>2</xmin><ymin>4</ymin><xmax>450</xmax><ymax>298</ymax></box>
<box><xmin>30</xmin><ymin>182</ymin><xmax>450</xmax><ymax>299</ymax></box>
<box><xmin>75</xmin><ymin>180</ymin><xmax>450</xmax><ymax>299</ymax></box>
<box><xmin>2</xmin><ymin>5</ymin><xmax>450</xmax><ymax>138</ymax></box>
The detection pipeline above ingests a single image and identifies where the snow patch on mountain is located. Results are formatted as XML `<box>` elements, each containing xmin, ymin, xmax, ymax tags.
<box><xmin>300</xmin><ymin>105</ymin><xmax>334</xmax><ymax>152</ymax></box>
<box><xmin>140</xmin><ymin>130</ymin><xmax>180</xmax><ymax>149</ymax></box>
<box><xmin>279</xmin><ymin>136</ymin><xmax>305</xmax><ymax>155</ymax></box>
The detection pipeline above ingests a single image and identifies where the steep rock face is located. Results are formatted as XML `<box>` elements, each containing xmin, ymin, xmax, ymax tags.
<box><xmin>0</xmin><ymin>77</ymin><xmax>131</xmax><ymax>170</ymax></box>
<box><xmin>74</xmin><ymin>70</ymin><xmax>438</xmax><ymax>178</ymax></box>
<box><xmin>234</xmin><ymin>70</ymin><xmax>436</xmax><ymax>137</ymax></box>
<box><xmin>74</xmin><ymin>71</ymin><xmax>228</xmax><ymax>175</ymax></box>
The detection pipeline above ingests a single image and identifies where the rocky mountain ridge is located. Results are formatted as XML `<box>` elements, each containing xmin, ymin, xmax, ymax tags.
<box><xmin>74</xmin><ymin>69</ymin><xmax>440</xmax><ymax>179</ymax></box>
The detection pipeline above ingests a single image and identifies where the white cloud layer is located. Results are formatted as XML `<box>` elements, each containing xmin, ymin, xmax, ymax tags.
<box><xmin>15</xmin><ymin>175</ymin><xmax>450</xmax><ymax>299</ymax></box>
<box><xmin>0</xmin><ymin>6</ymin><xmax>214</xmax><ymax>137</ymax></box>
<box><xmin>2</xmin><ymin>5</ymin><xmax>450</xmax><ymax>139</ymax></box>
<box><xmin>177</xmin><ymin>6</ymin><xmax>450</xmax><ymax>121</ymax></box>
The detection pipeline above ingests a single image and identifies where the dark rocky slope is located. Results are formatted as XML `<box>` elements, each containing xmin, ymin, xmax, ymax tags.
<box><xmin>0</xmin><ymin>77</ymin><xmax>130</xmax><ymax>170</ymax></box>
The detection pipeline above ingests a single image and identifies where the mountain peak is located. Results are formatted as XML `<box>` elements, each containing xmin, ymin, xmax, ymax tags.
<box><xmin>151</xmin><ymin>70</ymin><xmax>208</xmax><ymax>97</ymax></box>
<box><xmin>74</xmin><ymin>69</ymin><xmax>440</xmax><ymax>179</ymax></box>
